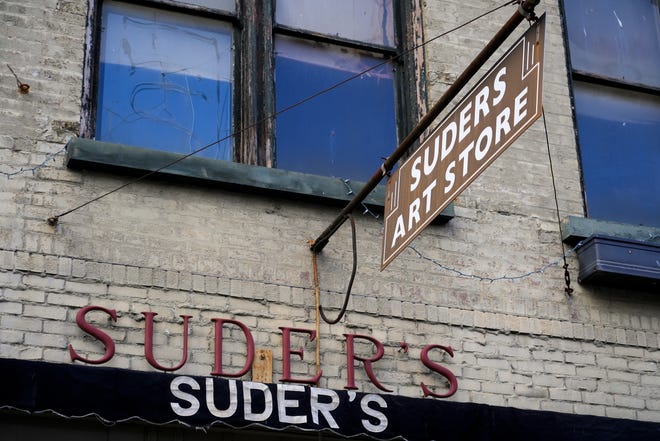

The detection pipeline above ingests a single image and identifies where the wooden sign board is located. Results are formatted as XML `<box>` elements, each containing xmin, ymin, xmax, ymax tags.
<box><xmin>382</xmin><ymin>15</ymin><xmax>545</xmax><ymax>270</ymax></box>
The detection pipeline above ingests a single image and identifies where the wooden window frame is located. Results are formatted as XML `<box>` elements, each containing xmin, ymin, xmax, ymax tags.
<box><xmin>80</xmin><ymin>0</ymin><xmax>427</xmax><ymax>172</ymax></box>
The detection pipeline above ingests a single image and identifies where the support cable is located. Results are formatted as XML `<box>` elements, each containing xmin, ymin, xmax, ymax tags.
<box><xmin>542</xmin><ymin>106</ymin><xmax>574</xmax><ymax>295</ymax></box>
<box><xmin>47</xmin><ymin>1</ymin><xmax>516</xmax><ymax>225</ymax></box>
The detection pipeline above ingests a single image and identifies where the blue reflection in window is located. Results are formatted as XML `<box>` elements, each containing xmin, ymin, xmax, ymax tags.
<box><xmin>563</xmin><ymin>0</ymin><xmax>660</xmax><ymax>88</ymax></box>
<box><xmin>274</xmin><ymin>36</ymin><xmax>397</xmax><ymax>182</ymax></box>
<box><xmin>574</xmin><ymin>81</ymin><xmax>660</xmax><ymax>227</ymax></box>
<box><xmin>96</xmin><ymin>1</ymin><xmax>233</xmax><ymax>160</ymax></box>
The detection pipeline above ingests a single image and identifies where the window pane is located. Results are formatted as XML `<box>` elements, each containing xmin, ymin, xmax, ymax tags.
<box><xmin>574</xmin><ymin>81</ymin><xmax>660</xmax><ymax>227</ymax></box>
<box><xmin>275</xmin><ymin>0</ymin><xmax>395</xmax><ymax>47</ymax></box>
<box><xmin>563</xmin><ymin>0</ymin><xmax>660</xmax><ymax>88</ymax></box>
<box><xmin>274</xmin><ymin>36</ymin><xmax>397</xmax><ymax>182</ymax></box>
<box><xmin>97</xmin><ymin>1</ymin><xmax>233</xmax><ymax>160</ymax></box>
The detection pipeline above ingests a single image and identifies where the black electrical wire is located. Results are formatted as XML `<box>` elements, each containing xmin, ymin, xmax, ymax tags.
<box><xmin>318</xmin><ymin>214</ymin><xmax>357</xmax><ymax>325</ymax></box>
<box><xmin>48</xmin><ymin>0</ymin><xmax>516</xmax><ymax>224</ymax></box>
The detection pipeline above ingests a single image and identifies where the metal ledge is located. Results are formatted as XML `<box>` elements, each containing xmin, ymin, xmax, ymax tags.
<box><xmin>561</xmin><ymin>216</ymin><xmax>660</xmax><ymax>245</ymax></box>
<box><xmin>65</xmin><ymin>138</ymin><xmax>454</xmax><ymax>221</ymax></box>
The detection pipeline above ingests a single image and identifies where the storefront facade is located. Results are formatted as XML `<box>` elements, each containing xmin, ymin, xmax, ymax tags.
<box><xmin>1</xmin><ymin>0</ymin><xmax>659</xmax><ymax>440</ymax></box>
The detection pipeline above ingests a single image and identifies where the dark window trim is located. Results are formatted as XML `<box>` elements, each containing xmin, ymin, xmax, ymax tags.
<box><xmin>273</xmin><ymin>24</ymin><xmax>399</xmax><ymax>56</ymax></box>
<box><xmin>130</xmin><ymin>0</ymin><xmax>239</xmax><ymax>20</ymax></box>
<box><xmin>572</xmin><ymin>70</ymin><xmax>660</xmax><ymax>96</ymax></box>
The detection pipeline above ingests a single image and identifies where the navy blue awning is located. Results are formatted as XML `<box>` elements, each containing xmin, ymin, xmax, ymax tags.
<box><xmin>1</xmin><ymin>358</ymin><xmax>659</xmax><ymax>441</ymax></box>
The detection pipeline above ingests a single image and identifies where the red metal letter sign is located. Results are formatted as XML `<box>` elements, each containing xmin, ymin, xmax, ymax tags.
<box><xmin>69</xmin><ymin>305</ymin><xmax>117</xmax><ymax>364</ymax></box>
<box><xmin>344</xmin><ymin>334</ymin><xmax>392</xmax><ymax>392</ymax></box>
<box><xmin>211</xmin><ymin>318</ymin><xmax>255</xmax><ymax>377</ymax></box>
<box><xmin>143</xmin><ymin>311</ymin><xmax>191</xmax><ymax>372</ymax></box>
<box><xmin>420</xmin><ymin>344</ymin><xmax>458</xmax><ymax>398</ymax></box>
<box><xmin>280</xmin><ymin>327</ymin><xmax>323</xmax><ymax>385</ymax></box>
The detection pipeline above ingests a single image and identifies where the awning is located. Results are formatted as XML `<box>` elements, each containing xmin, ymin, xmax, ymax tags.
<box><xmin>1</xmin><ymin>358</ymin><xmax>658</xmax><ymax>440</ymax></box>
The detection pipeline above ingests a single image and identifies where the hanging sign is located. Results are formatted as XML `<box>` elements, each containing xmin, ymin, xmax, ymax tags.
<box><xmin>382</xmin><ymin>15</ymin><xmax>545</xmax><ymax>269</ymax></box>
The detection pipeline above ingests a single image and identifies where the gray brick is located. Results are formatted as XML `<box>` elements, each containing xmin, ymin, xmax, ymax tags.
<box><xmin>0</xmin><ymin>250</ymin><xmax>16</xmax><ymax>269</ymax></box>
<box><xmin>65</xmin><ymin>280</ymin><xmax>107</xmax><ymax>296</ymax></box>
<box><xmin>138</xmin><ymin>267</ymin><xmax>154</xmax><ymax>286</ymax></box>
<box><xmin>0</xmin><ymin>271</ymin><xmax>22</xmax><ymax>288</ymax></box>
<box><xmin>582</xmin><ymin>392</ymin><xmax>614</xmax><ymax>406</ymax></box>
<box><xmin>614</xmin><ymin>395</ymin><xmax>645</xmax><ymax>410</ymax></box>
<box><xmin>549</xmin><ymin>388</ymin><xmax>581</xmax><ymax>402</ymax></box>
<box><xmin>126</xmin><ymin>266</ymin><xmax>140</xmax><ymax>285</ymax></box>
<box><xmin>23</xmin><ymin>274</ymin><xmax>65</xmax><ymax>291</ymax></box>
<box><xmin>108</xmin><ymin>285</ymin><xmax>147</xmax><ymax>298</ymax></box>
<box><xmin>1</xmin><ymin>315</ymin><xmax>42</xmax><ymax>332</ymax></box>
<box><xmin>576</xmin><ymin>366</ymin><xmax>607</xmax><ymax>379</ymax></box>
<box><xmin>605</xmin><ymin>408</ymin><xmax>636</xmax><ymax>420</ymax></box>
<box><xmin>629</xmin><ymin>360</ymin><xmax>657</xmax><ymax>372</ymax></box>
<box><xmin>24</xmin><ymin>304</ymin><xmax>67</xmax><ymax>320</ymax></box>
<box><xmin>71</xmin><ymin>259</ymin><xmax>86</xmax><ymax>277</ymax></box>
<box><xmin>3</xmin><ymin>288</ymin><xmax>45</xmax><ymax>303</ymax></box>
<box><xmin>192</xmin><ymin>274</ymin><xmax>205</xmax><ymax>292</ymax></box>
<box><xmin>57</xmin><ymin>257</ymin><xmax>72</xmax><ymax>276</ymax></box>
<box><xmin>638</xmin><ymin>410</ymin><xmax>660</xmax><ymax>422</ymax></box>
<box><xmin>0</xmin><ymin>301</ymin><xmax>22</xmax><ymax>314</ymax></box>
<box><xmin>540</xmin><ymin>400</ymin><xmax>574</xmax><ymax>414</ymax></box>
<box><xmin>573</xmin><ymin>404</ymin><xmax>606</xmax><ymax>417</ymax></box>
<box><xmin>566</xmin><ymin>352</ymin><xmax>596</xmax><ymax>365</ymax></box>
<box><xmin>47</xmin><ymin>292</ymin><xmax>89</xmax><ymax>307</ymax></box>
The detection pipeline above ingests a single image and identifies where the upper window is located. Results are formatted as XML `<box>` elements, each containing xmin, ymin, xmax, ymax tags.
<box><xmin>97</xmin><ymin>1</ymin><xmax>233</xmax><ymax>160</ymax></box>
<box><xmin>562</xmin><ymin>0</ymin><xmax>660</xmax><ymax>228</ymax></box>
<box><xmin>273</xmin><ymin>0</ymin><xmax>397</xmax><ymax>182</ymax></box>
<box><xmin>88</xmin><ymin>0</ymin><xmax>415</xmax><ymax>184</ymax></box>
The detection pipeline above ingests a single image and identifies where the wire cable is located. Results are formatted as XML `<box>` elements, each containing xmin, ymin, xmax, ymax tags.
<box><xmin>542</xmin><ymin>105</ymin><xmax>574</xmax><ymax>295</ymax></box>
<box><xmin>317</xmin><ymin>214</ymin><xmax>358</xmax><ymax>325</ymax></box>
<box><xmin>47</xmin><ymin>0</ymin><xmax>516</xmax><ymax>224</ymax></box>
<box><xmin>339</xmin><ymin>179</ymin><xmax>584</xmax><ymax>284</ymax></box>
<box><xmin>2</xmin><ymin>146</ymin><xmax>66</xmax><ymax>179</ymax></box>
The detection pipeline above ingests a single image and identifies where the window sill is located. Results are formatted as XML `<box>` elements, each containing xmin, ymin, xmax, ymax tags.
<box><xmin>562</xmin><ymin>216</ymin><xmax>660</xmax><ymax>289</ymax></box>
<box><xmin>65</xmin><ymin>138</ymin><xmax>455</xmax><ymax>221</ymax></box>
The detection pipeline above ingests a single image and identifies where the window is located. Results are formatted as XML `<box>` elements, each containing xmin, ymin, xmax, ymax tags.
<box><xmin>561</xmin><ymin>0</ymin><xmax>660</xmax><ymax>228</ymax></box>
<box><xmin>96</xmin><ymin>1</ymin><xmax>234</xmax><ymax>160</ymax></box>
<box><xmin>274</xmin><ymin>1</ymin><xmax>397</xmax><ymax>182</ymax></box>
<box><xmin>84</xmin><ymin>0</ymin><xmax>424</xmax><ymax>185</ymax></box>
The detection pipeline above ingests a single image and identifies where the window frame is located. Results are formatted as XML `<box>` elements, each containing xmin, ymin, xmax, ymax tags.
<box><xmin>559</xmin><ymin>0</ymin><xmax>660</xmax><ymax>227</ymax></box>
<box><xmin>74</xmin><ymin>0</ymin><xmax>457</xmax><ymax>221</ymax></box>
<box><xmin>80</xmin><ymin>0</ymin><xmax>428</xmax><ymax>172</ymax></box>
<box><xmin>558</xmin><ymin>0</ymin><xmax>660</xmax><ymax>289</ymax></box>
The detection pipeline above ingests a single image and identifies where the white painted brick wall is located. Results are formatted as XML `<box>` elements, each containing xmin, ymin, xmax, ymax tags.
<box><xmin>1</xmin><ymin>0</ymin><xmax>659</xmax><ymax>424</ymax></box>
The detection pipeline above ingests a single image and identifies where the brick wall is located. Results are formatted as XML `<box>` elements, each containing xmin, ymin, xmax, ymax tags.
<box><xmin>1</xmin><ymin>0</ymin><xmax>659</xmax><ymax>424</ymax></box>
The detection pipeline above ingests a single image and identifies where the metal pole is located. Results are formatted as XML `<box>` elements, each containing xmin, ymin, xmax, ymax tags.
<box><xmin>310</xmin><ymin>0</ymin><xmax>540</xmax><ymax>253</ymax></box>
